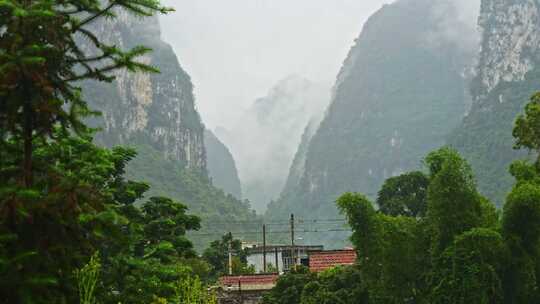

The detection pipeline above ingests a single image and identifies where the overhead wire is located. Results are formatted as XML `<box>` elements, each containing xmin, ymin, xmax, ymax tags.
<box><xmin>187</xmin><ymin>215</ymin><xmax>353</xmax><ymax>240</ymax></box>
<box><xmin>189</xmin><ymin>228</ymin><xmax>352</xmax><ymax>237</ymax></box>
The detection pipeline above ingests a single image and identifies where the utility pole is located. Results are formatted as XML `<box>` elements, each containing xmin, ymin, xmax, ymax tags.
<box><xmin>290</xmin><ymin>214</ymin><xmax>296</xmax><ymax>271</ymax></box>
<box><xmin>228</xmin><ymin>233</ymin><xmax>233</xmax><ymax>276</ymax></box>
<box><xmin>275</xmin><ymin>247</ymin><xmax>279</xmax><ymax>274</ymax></box>
<box><xmin>263</xmin><ymin>224</ymin><xmax>267</xmax><ymax>273</ymax></box>
<box><xmin>238</xmin><ymin>280</ymin><xmax>243</xmax><ymax>303</ymax></box>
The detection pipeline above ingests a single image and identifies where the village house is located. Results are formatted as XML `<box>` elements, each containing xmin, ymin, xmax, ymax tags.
<box><xmin>217</xmin><ymin>247</ymin><xmax>358</xmax><ymax>303</ymax></box>
<box><xmin>217</xmin><ymin>274</ymin><xmax>279</xmax><ymax>304</ymax></box>
<box><xmin>245</xmin><ymin>244</ymin><xmax>324</xmax><ymax>273</ymax></box>
<box><xmin>308</xmin><ymin>248</ymin><xmax>357</xmax><ymax>272</ymax></box>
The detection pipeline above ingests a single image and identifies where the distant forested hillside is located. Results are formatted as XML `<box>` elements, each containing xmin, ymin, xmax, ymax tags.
<box><xmin>204</xmin><ymin>129</ymin><xmax>242</xmax><ymax>199</ymax></box>
<box><xmin>220</xmin><ymin>75</ymin><xmax>330</xmax><ymax>212</ymax></box>
<box><xmin>266</xmin><ymin>0</ymin><xmax>479</xmax><ymax>248</ymax></box>
<box><xmin>81</xmin><ymin>11</ymin><xmax>257</xmax><ymax>250</ymax></box>
<box><xmin>448</xmin><ymin>0</ymin><xmax>540</xmax><ymax>206</ymax></box>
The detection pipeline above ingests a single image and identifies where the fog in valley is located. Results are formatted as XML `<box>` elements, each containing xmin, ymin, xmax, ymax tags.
<box><xmin>159</xmin><ymin>0</ymin><xmax>392</xmax><ymax>129</ymax></box>
<box><xmin>159</xmin><ymin>0</ymin><xmax>391</xmax><ymax>210</ymax></box>
<box><xmin>159</xmin><ymin>0</ymin><xmax>481</xmax><ymax>211</ymax></box>
<box><xmin>8</xmin><ymin>0</ymin><xmax>540</xmax><ymax>301</ymax></box>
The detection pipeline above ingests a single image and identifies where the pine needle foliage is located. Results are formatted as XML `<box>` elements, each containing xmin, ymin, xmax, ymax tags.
<box><xmin>0</xmin><ymin>1</ymin><xmax>220</xmax><ymax>303</ymax></box>
<box><xmin>0</xmin><ymin>0</ymin><xmax>172</xmax><ymax>186</ymax></box>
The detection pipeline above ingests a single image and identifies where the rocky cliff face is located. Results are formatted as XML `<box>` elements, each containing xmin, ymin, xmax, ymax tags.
<box><xmin>266</xmin><ymin>0</ymin><xmax>480</xmax><ymax>247</ymax></box>
<box><xmin>448</xmin><ymin>0</ymin><xmax>540</xmax><ymax>206</ymax></box>
<box><xmin>81</xmin><ymin>13</ymin><xmax>257</xmax><ymax>250</ymax></box>
<box><xmin>278</xmin><ymin>118</ymin><xmax>321</xmax><ymax>199</ymax></box>
<box><xmin>204</xmin><ymin>129</ymin><xmax>242</xmax><ymax>199</ymax></box>
<box><xmin>475</xmin><ymin>0</ymin><xmax>540</xmax><ymax>97</ymax></box>
<box><xmin>83</xmin><ymin>12</ymin><xmax>205</xmax><ymax>171</ymax></box>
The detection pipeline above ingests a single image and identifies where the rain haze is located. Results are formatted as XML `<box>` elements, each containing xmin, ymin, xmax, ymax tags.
<box><xmin>158</xmin><ymin>0</ymin><xmax>480</xmax><ymax>211</ymax></box>
<box><xmin>159</xmin><ymin>0</ymin><xmax>394</xmax><ymax>210</ymax></box>
<box><xmin>7</xmin><ymin>0</ymin><xmax>539</xmax><ymax>298</ymax></box>
<box><xmin>159</xmin><ymin>0</ymin><xmax>393</xmax><ymax>130</ymax></box>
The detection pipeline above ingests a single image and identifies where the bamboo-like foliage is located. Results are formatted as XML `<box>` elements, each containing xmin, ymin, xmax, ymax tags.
<box><xmin>175</xmin><ymin>276</ymin><xmax>217</xmax><ymax>304</ymax></box>
<box><xmin>75</xmin><ymin>252</ymin><xmax>101</xmax><ymax>304</ymax></box>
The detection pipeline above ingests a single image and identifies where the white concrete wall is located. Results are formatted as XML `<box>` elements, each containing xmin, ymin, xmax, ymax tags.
<box><xmin>247</xmin><ymin>251</ymin><xmax>284</xmax><ymax>273</ymax></box>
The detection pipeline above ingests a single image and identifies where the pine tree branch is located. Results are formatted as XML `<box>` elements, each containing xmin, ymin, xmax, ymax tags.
<box><xmin>68</xmin><ymin>53</ymin><xmax>110</xmax><ymax>64</ymax></box>
<box><xmin>71</xmin><ymin>1</ymin><xmax>117</xmax><ymax>32</ymax></box>
<box><xmin>57</xmin><ymin>6</ymin><xmax>86</xmax><ymax>15</ymax></box>
<box><xmin>64</xmin><ymin>63</ymin><xmax>121</xmax><ymax>82</ymax></box>
<box><xmin>76</xmin><ymin>27</ymin><xmax>103</xmax><ymax>49</ymax></box>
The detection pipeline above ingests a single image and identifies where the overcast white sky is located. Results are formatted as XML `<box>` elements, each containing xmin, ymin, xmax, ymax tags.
<box><xmin>159</xmin><ymin>0</ymin><xmax>392</xmax><ymax>130</ymax></box>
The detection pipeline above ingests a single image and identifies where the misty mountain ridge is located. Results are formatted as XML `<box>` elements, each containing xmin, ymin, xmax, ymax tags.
<box><xmin>204</xmin><ymin>129</ymin><xmax>242</xmax><ymax>199</ymax></box>
<box><xmin>71</xmin><ymin>0</ymin><xmax>538</xmax><ymax>252</ymax></box>
<box><xmin>80</xmin><ymin>11</ymin><xmax>257</xmax><ymax>250</ymax></box>
<box><xmin>266</xmin><ymin>0</ymin><xmax>481</xmax><ymax>248</ymax></box>
<box><xmin>10</xmin><ymin>0</ymin><xmax>540</xmax><ymax>300</ymax></box>
<box><xmin>448</xmin><ymin>0</ymin><xmax>540</xmax><ymax>206</ymax></box>
<box><xmin>217</xmin><ymin>75</ymin><xmax>331</xmax><ymax>212</ymax></box>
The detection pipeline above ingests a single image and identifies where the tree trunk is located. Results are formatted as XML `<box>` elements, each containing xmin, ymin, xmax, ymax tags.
<box><xmin>23</xmin><ymin>99</ymin><xmax>33</xmax><ymax>187</ymax></box>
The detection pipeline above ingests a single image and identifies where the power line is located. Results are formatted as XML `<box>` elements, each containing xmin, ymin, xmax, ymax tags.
<box><xmin>199</xmin><ymin>218</ymin><xmax>348</xmax><ymax>225</ymax></box>
<box><xmin>189</xmin><ymin>228</ymin><xmax>352</xmax><ymax>237</ymax></box>
<box><xmin>200</xmin><ymin>223</ymin><xmax>349</xmax><ymax>230</ymax></box>
<box><xmin>188</xmin><ymin>216</ymin><xmax>352</xmax><ymax>240</ymax></box>
<box><xmin>198</xmin><ymin>223</ymin><xmax>350</xmax><ymax>233</ymax></box>
<box><xmin>200</xmin><ymin>220</ymin><xmax>287</xmax><ymax>224</ymax></box>
<box><xmin>194</xmin><ymin>218</ymin><xmax>350</xmax><ymax>236</ymax></box>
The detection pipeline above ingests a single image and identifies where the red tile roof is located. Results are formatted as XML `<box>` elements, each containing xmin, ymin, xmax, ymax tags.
<box><xmin>309</xmin><ymin>249</ymin><xmax>357</xmax><ymax>272</ymax></box>
<box><xmin>219</xmin><ymin>274</ymin><xmax>279</xmax><ymax>290</ymax></box>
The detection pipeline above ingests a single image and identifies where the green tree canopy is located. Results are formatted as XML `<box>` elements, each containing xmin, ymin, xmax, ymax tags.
<box><xmin>263</xmin><ymin>266</ymin><xmax>368</xmax><ymax>304</ymax></box>
<box><xmin>263</xmin><ymin>90</ymin><xmax>540</xmax><ymax>304</ymax></box>
<box><xmin>0</xmin><ymin>0</ymin><xmax>220</xmax><ymax>302</ymax></box>
<box><xmin>338</xmin><ymin>192</ymin><xmax>429</xmax><ymax>303</ymax></box>
<box><xmin>425</xmin><ymin>147</ymin><xmax>483</xmax><ymax>252</ymax></box>
<box><xmin>0</xmin><ymin>0</ymin><xmax>170</xmax><ymax>186</ymax></box>
<box><xmin>202</xmin><ymin>233</ymin><xmax>252</xmax><ymax>279</ymax></box>
<box><xmin>431</xmin><ymin>228</ymin><xmax>507</xmax><ymax>304</ymax></box>
<box><xmin>262</xmin><ymin>266</ymin><xmax>317</xmax><ymax>304</ymax></box>
<box><xmin>0</xmin><ymin>131</ymin><xmax>142</xmax><ymax>302</ymax></box>
<box><xmin>142</xmin><ymin>197</ymin><xmax>201</xmax><ymax>261</ymax></box>
<box><xmin>376</xmin><ymin>171</ymin><xmax>429</xmax><ymax>217</ymax></box>
<box><xmin>513</xmin><ymin>92</ymin><xmax>540</xmax><ymax>159</ymax></box>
